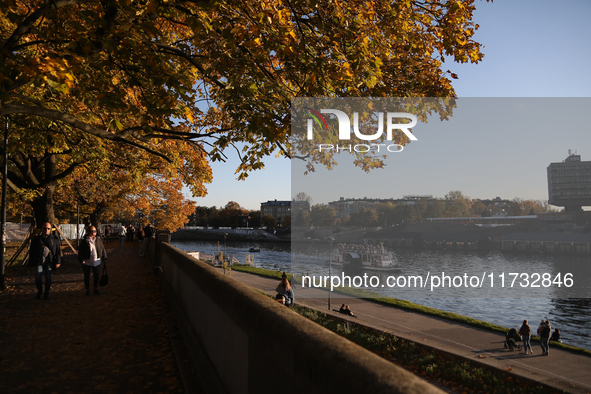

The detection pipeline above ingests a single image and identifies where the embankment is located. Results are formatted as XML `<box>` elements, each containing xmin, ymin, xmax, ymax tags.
<box><xmin>153</xmin><ymin>242</ymin><xmax>443</xmax><ymax>394</ymax></box>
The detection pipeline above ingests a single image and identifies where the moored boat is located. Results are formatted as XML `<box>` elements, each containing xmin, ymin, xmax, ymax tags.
<box><xmin>332</xmin><ymin>243</ymin><xmax>398</xmax><ymax>271</ymax></box>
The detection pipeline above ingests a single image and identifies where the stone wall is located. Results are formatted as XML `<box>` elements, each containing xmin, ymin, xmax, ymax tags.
<box><xmin>154</xmin><ymin>242</ymin><xmax>442</xmax><ymax>394</ymax></box>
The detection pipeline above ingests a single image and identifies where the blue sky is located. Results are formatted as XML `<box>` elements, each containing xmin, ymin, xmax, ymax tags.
<box><xmin>190</xmin><ymin>0</ymin><xmax>591</xmax><ymax>211</ymax></box>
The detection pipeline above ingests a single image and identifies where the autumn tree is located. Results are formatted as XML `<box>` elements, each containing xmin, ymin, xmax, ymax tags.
<box><xmin>3</xmin><ymin>118</ymin><xmax>208</xmax><ymax>228</ymax></box>
<box><xmin>1</xmin><ymin>0</ymin><xmax>490</xmax><ymax>225</ymax></box>
<box><xmin>377</xmin><ymin>202</ymin><xmax>396</xmax><ymax>226</ymax></box>
<box><xmin>55</xmin><ymin>164</ymin><xmax>198</xmax><ymax>231</ymax></box>
<box><xmin>261</xmin><ymin>215</ymin><xmax>276</xmax><ymax>229</ymax></box>
<box><xmin>309</xmin><ymin>204</ymin><xmax>337</xmax><ymax>227</ymax></box>
<box><xmin>192</xmin><ymin>206</ymin><xmax>219</xmax><ymax>227</ymax></box>
<box><xmin>217</xmin><ymin>201</ymin><xmax>248</xmax><ymax>227</ymax></box>
<box><xmin>424</xmin><ymin>200</ymin><xmax>445</xmax><ymax>218</ymax></box>
<box><xmin>469</xmin><ymin>201</ymin><xmax>488</xmax><ymax>217</ymax></box>
<box><xmin>444</xmin><ymin>190</ymin><xmax>471</xmax><ymax>217</ymax></box>
<box><xmin>247</xmin><ymin>210</ymin><xmax>261</xmax><ymax>227</ymax></box>
<box><xmin>348</xmin><ymin>207</ymin><xmax>378</xmax><ymax>227</ymax></box>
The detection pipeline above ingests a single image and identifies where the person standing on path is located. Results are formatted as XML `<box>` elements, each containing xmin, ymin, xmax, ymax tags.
<box><xmin>78</xmin><ymin>225</ymin><xmax>107</xmax><ymax>295</ymax></box>
<box><xmin>29</xmin><ymin>222</ymin><xmax>61</xmax><ymax>300</ymax></box>
<box><xmin>118</xmin><ymin>225</ymin><xmax>126</xmax><ymax>250</ymax></box>
<box><xmin>538</xmin><ymin>319</ymin><xmax>551</xmax><ymax>355</ymax></box>
<box><xmin>519</xmin><ymin>319</ymin><xmax>533</xmax><ymax>354</ymax></box>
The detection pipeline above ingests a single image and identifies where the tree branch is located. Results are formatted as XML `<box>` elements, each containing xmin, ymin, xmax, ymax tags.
<box><xmin>1</xmin><ymin>103</ymin><xmax>173</xmax><ymax>162</ymax></box>
<box><xmin>150</xmin><ymin>42</ymin><xmax>227</xmax><ymax>89</ymax></box>
<box><xmin>3</xmin><ymin>0</ymin><xmax>88</xmax><ymax>51</ymax></box>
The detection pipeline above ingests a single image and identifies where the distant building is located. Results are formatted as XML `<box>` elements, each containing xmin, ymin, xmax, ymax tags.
<box><xmin>260</xmin><ymin>200</ymin><xmax>291</xmax><ymax>226</ymax></box>
<box><xmin>328</xmin><ymin>196</ymin><xmax>434</xmax><ymax>219</ymax></box>
<box><xmin>547</xmin><ymin>151</ymin><xmax>591</xmax><ymax>212</ymax></box>
<box><xmin>291</xmin><ymin>200</ymin><xmax>310</xmax><ymax>216</ymax></box>
<box><xmin>291</xmin><ymin>200</ymin><xmax>311</xmax><ymax>226</ymax></box>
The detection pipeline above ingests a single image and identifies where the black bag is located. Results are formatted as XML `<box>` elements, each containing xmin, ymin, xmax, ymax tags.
<box><xmin>99</xmin><ymin>262</ymin><xmax>109</xmax><ymax>287</ymax></box>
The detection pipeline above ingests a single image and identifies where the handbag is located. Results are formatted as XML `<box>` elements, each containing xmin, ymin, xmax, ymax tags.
<box><xmin>99</xmin><ymin>261</ymin><xmax>109</xmax><ymax>286</ymax></box>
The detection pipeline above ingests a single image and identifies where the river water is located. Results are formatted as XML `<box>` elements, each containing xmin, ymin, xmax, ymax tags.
<box><xmin>172</xmin><ymin>239</ymin><xmax>591</xmax><ymax>350</ymax></box>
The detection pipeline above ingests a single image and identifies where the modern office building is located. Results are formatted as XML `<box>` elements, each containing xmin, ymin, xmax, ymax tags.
<box><xmin>547</xmin><ymin>151</ymin><xmax>591</xmax><ymax>212</ymax></box>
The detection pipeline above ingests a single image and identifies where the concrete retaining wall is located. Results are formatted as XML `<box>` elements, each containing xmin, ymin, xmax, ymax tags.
<box><xmin>156</xmin><ymin>242</ymin><xmax>442</xmax><ymax>394</ymax></box>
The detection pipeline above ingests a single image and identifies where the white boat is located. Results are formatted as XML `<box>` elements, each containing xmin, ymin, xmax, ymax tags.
<box><xmin>331</xmin><ymin>243</ymin><xmax>398</xmax><ymax>271</ymax></box>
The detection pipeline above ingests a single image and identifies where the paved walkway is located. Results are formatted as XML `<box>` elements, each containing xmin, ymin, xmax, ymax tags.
<box><xmin>229</xmin><ymin>269</ymin><xmax>591</xmax><ymax>394</ymax></box>
<box><xmin>0</xmin><ymin>241</ymin><xmax>203</xmax><ymax>394</ymax></box>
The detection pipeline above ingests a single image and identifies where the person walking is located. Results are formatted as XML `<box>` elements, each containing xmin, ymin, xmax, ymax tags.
<box><xmin>78</xmin><ymin>225</ymin><xmax>108</xmax><ymax>295</ymax></box>
<box><xmin>519</xmin><ymin>319</ymin><xmax>533</xmax><ymax>354</ymax></box>
<box><xmin>29</xmin><ymin>222</ymin><xmax>61</xmax><ymax>300</ymax></box>
<box><xmin>140</xmin><ymin>223</ymin><xmax>153</xmax><ymax>257</ymax></box>
<box><xmin>137</xmin><ymin>225</ymin><xmax>145</xmax><ymax>255</ymax></box>
<box><xmin>127</xmin><ymin>224</ymin><xmax>135</xmax><ymax>243</ymax></box>
<box><xmin>118</xmin><ymin>225</ymin><xmax>126</xmax><ymax>250</ymax></box>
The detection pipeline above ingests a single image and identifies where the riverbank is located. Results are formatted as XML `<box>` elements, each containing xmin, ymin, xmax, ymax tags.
<box><xmin>171</xmin><ymin>227</ymin><xmax>290</xmax><ymax>243</ymax></box>
<box><xmin>173</xmin><ymin>219</ymin><xmax>591</xmax><ymax>256</ymax></box>
<box><xmin>228</xmin><ymin>267</ymin><xmax>591</xmax><ymax>394</ymax></box>
<box><xmin>231</xmin><ymin>264</ymin><xmax>591</xmax><ymax>358</ymax></box>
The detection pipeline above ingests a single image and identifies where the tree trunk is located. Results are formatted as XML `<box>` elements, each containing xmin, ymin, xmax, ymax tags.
<box><xmin>31</xmin><ymin>184</ymin><xmax>56</xmax><ymax>227</ymax></box>
<box><xmin>89</xmin><ymin>201</ymin><xmax>108</xmax><ymax>227</ymax></box>
<box><xmin>29</xmin><ymin>153</ymin><xmax>58</xmax><ymax>228</ymax></box>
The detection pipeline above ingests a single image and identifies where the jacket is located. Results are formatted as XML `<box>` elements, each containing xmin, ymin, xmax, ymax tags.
<box><xmin>519</xmin><ymin>324</ymin><xmax>531</xmax><ymax>337</ymax></box>
<box><xmin>29</xmin><ymin>234</ymin><xmax>61</xmax><ymax>267</ymax></box>
<box><xmin>77</xmin><ymin>236</ymin><xmax>108</xmax><ymax>263</ymax></box>
<box><xmin>275</xmin><ymin>283</ymin><xmax>295</xmax><ymax>305</ymax></box>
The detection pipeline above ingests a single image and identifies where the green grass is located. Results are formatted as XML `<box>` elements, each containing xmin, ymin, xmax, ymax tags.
<box><xmin>232</xmin><ymin>264</ymin><xmax>290</xmax><ymax>280</ymax></box>
<box><xmin>234</xmin><ymin>264</ymin><xmax>591</xmax><ymax>357</ymax></box>
<box><xmin>289</xmin><ymin>302</ymin><xmax>562</xmax><ymax>394</ymax></box>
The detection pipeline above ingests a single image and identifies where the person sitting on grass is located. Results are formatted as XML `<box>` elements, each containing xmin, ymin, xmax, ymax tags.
<box><xmin>276</xmin><ymin>276</ymin><xmax>294</xmax><ymax>307</ymax></box>
<box><xmin>275</xmin><ymin>294</ymin><xmax>285</xmax><ymax>305</ymax></box>
<box><xmin>339</xmin><ymin>304</ymin><xmax>355</xmax><ymax>316</ymax></box>
<box><xmin>550</xmin><ymin>328</ymin><xmax>562</xmax><ymax>343</ymax></box>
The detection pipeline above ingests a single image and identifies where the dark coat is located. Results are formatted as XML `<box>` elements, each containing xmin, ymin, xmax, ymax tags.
<box><xmin>77</xmin><ymin>236</ymin><xmax>108</xmax><ymax>263</ymax></box>
<box><xmin>29</xmin><ymin>234</ymin><xmax>61</xmax><ymax>267</ymax></box>
<box><xmin>144</xmin><ymin>225</ymin><xmax>153</xmax><ymax>238</ymax></box>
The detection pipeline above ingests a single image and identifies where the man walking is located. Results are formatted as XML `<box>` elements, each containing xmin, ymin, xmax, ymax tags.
<box><xmin>139</xmin><ymin>223</ymin><xmax>153</xmax><ymax>257</ymax></box>
<box><xmin>29</xmin><ymin>222</ymin><xmax>61</xmax><ymax>300</ymax></box>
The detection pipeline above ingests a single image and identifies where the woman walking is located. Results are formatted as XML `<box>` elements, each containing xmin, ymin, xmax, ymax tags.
<box><xmin>78</xmin><ymin>225</ymin><xmax>108</xmax><ymax>295</ymax></box>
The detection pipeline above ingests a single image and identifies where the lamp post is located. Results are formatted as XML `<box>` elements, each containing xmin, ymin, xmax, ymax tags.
<box><xmin>0</xmin><ymin>116</ymin><xmax>8</xmax><ymax>290</ymax></box>
<box><xmin>224</xmin><ymin>233</ymin><xmax>228</xmax><ymax>263</ymax></box>
<box><xmin>327</xmin><ymin>237</ymin><xmax>335</xmax><ymax>310</ymax></box>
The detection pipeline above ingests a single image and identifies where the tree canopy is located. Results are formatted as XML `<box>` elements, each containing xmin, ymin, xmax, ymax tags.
<box><xmin>1</xmin><ymin>0</ymin><xmax>490</xmax><ymax>227</ymax></box>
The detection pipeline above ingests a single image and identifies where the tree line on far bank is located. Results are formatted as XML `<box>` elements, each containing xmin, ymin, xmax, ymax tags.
<box><xmin>187</xmin><ymin>191</ymin><xmax>556</xmax><ymax>230</ymax></box>
<box><xmin>296</xmin><ymin>191</ymin><xmax>556</xmax><ymax>228</ymax></box>
<box><xmin>188</xmin><ymin>201</ymin><xmax>269</xmax><ymax>229</ymax></box>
